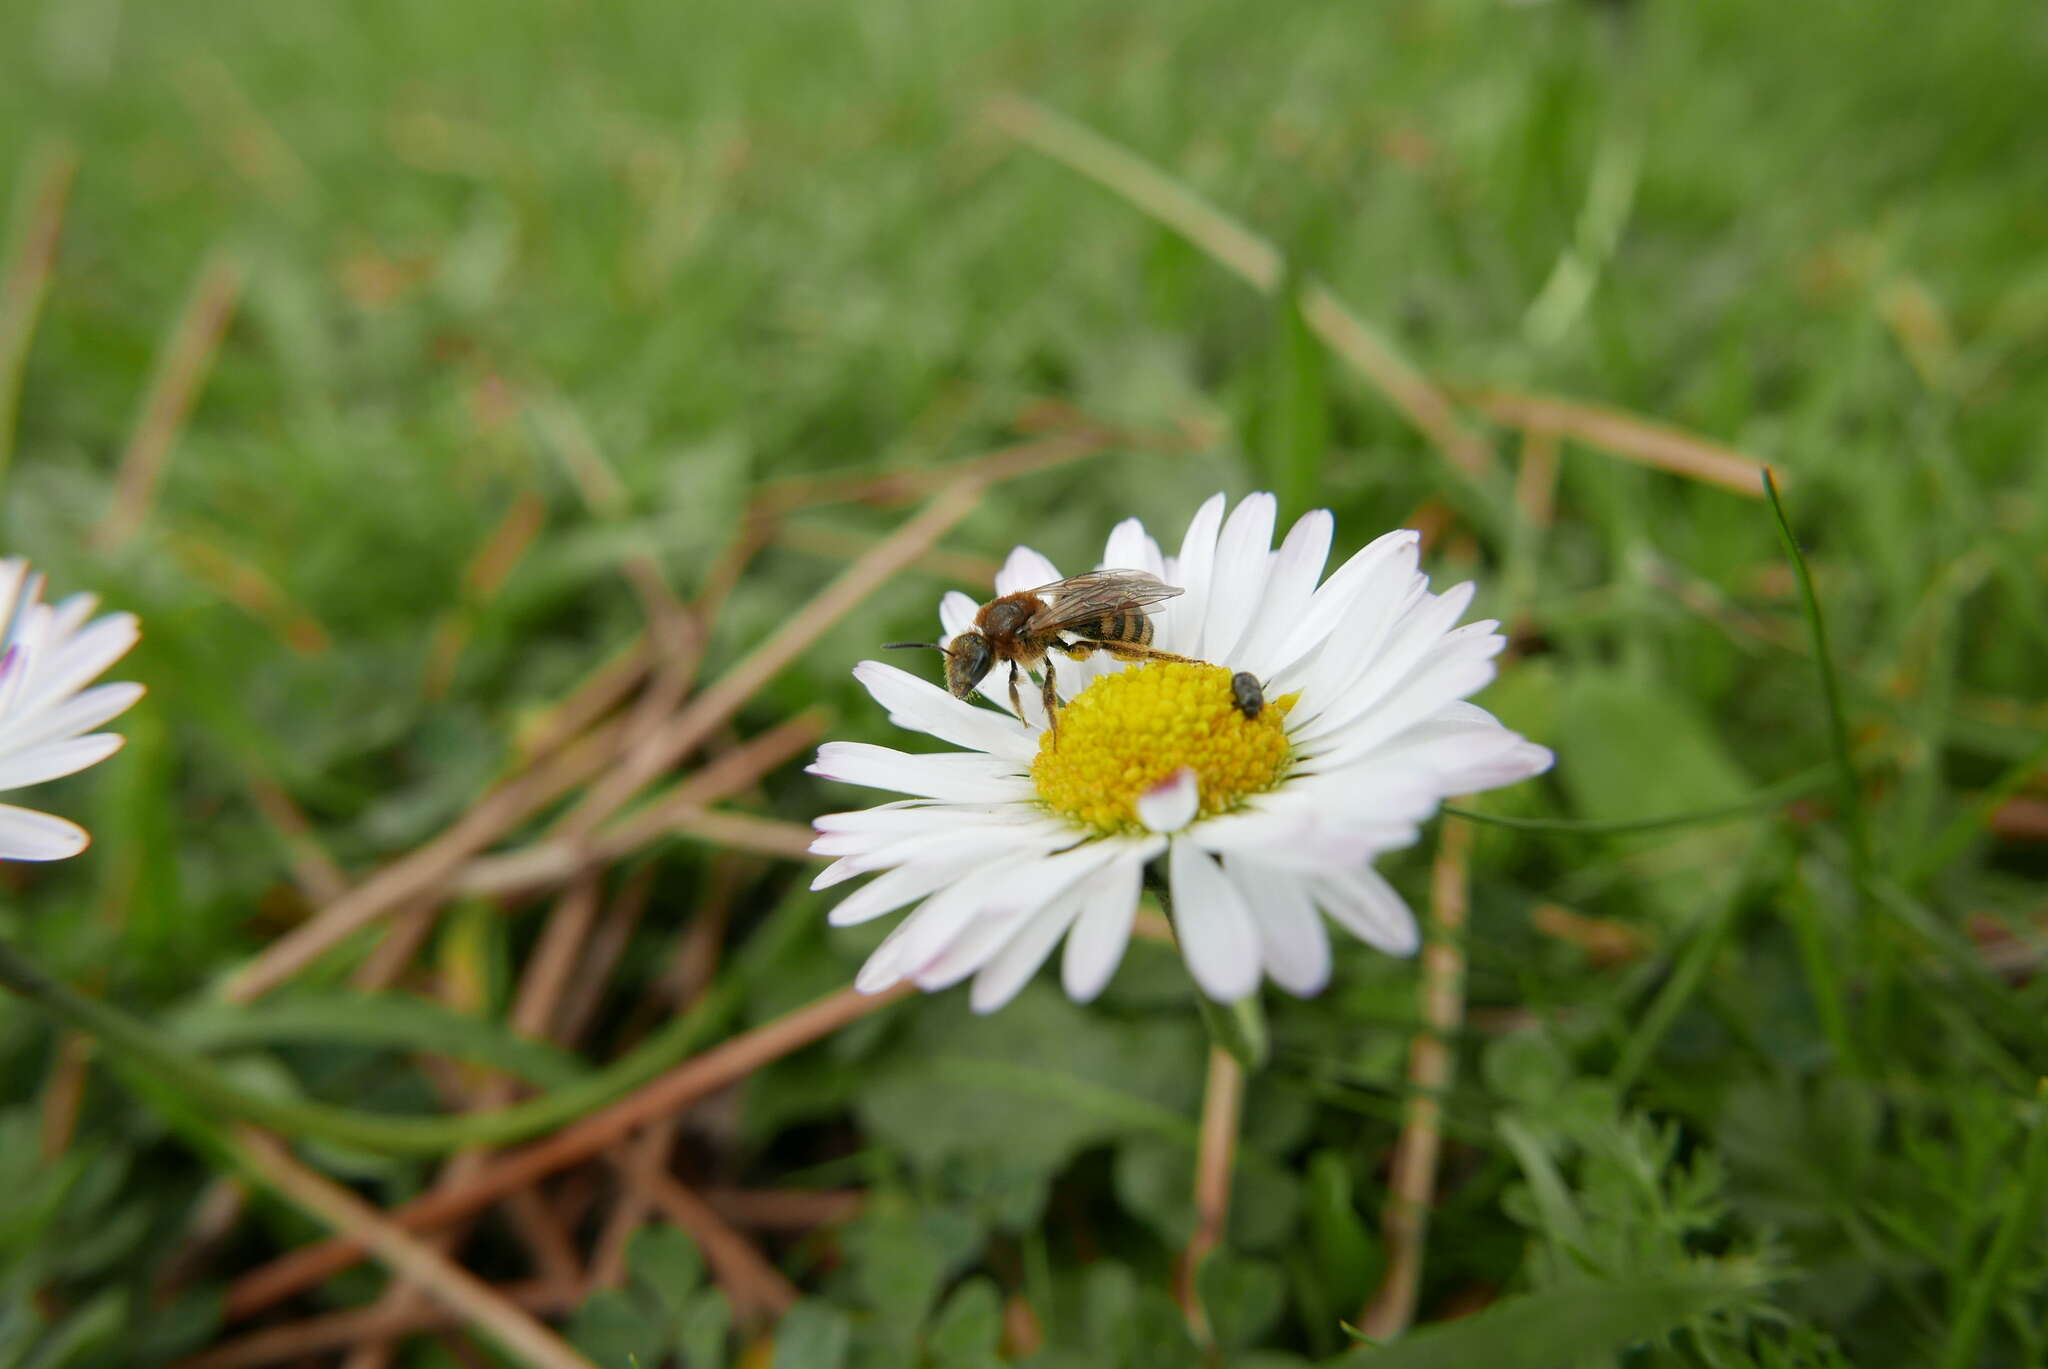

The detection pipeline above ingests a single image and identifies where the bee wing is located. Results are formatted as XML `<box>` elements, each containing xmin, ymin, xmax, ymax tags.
<box><xmin>1023</xmin><ymin>570</ymin><xmax>1184</xmax><ymax>634</ymax></box>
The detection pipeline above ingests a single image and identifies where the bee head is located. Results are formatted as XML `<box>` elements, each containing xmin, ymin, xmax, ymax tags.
<box><xmin>943</xmin><ymin>632</ymin><xmax>995</xmax><ymax>698</ymax></box>
<box><xmin>883</xmin><ymin>634</ymin><xmax>995</xmax><ymax>699</ymax></box>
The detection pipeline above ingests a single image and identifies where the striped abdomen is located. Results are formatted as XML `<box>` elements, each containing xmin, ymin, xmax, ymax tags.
<box><xmin>1074</xmin><ymin>610</ymin><xmax>1153</xmax><ymax>646</ymax></box>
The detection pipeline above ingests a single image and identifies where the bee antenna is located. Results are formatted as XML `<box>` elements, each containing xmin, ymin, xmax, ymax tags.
<box><xmin>883</xmin><ymin>641</ymin><xmax>947</xmax><ymax>652</ymax></box>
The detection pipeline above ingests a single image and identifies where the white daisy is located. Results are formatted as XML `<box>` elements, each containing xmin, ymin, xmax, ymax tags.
<box><xmin>807</xmin><ymin>493</ymin><xmax>1552</xmax><ymax>1012</ymax></box>
<box><xmin>0</xmin><ymin>559</ymin><xmax>144</xmax><ymax>861</ymax></box>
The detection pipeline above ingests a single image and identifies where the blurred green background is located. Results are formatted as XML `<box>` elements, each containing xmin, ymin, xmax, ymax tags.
<box><xmin>3</xmin><ymin>0</ymin><xmax>2046</xmax><ymax>1364</ymax></box>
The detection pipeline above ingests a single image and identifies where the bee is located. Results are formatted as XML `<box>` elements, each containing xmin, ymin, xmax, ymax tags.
<box><xmin>1230</xmin><ymin>671</ymin><xmax>1265</xmax><ymax>721</ymax></box>
<box><xmin>887</xmin><ymin>569</ymin><xmax>1194</xmax><ymax>737</ymax></box>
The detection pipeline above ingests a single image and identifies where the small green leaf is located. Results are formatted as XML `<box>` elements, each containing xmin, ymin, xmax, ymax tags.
<box><xmin>1333</xmin><ymin>1268</ymin><xmax>1767</xmax><ymax>1369</ymax></box>
<box><xmin>567</xmin><ymin>1288</ymin><xmax>669</xmax><ymax>1368</ymax></box>
<box><xmin>845</xmin><ymin>1206</ymin><xmax>945</xmax><ymax>1352</ymax></box>
<box><xmin>1482</xmin><ymin>1030</ymin><xmax>1571</xmax><ymax>1111</ymax></box>
<box><xmin>1197</xmin><ymin>1251</ymin><xmax>1286</xmax><ymax>1351</ymax></box>
<box><xmin>769</xmin><ymin>1300</ymin><xmax>851</xmax><ymax>1369</ymax></box>
<box><xmin>676</xmin><ymin>1288</ymin><xmax>731</xmax><ymax>1369</ymax></box>
<box><xmin>628</xmin><ymin>1224</ymin><xmax>705</xmax><ymax>1326</ymax></box>
<box><xmin>926</xmin><ymin>1277</ymin><xmax>1003</xmax><ymax>1363</ymax></box>
<box><xmin>1112</xmin><ymin>1138</ymin><xmax>1193</xmax><ymax>1245</ymax></box>
<box><xmin>1304</xmin><ymin>1151</ymin><xmax>1379</xmax><ymax>1312</ymax></box>
<box><xmin>1080</xmin><ymin>1260</ymin><xmax>1138</xmax><ymax>1348</ymax></box>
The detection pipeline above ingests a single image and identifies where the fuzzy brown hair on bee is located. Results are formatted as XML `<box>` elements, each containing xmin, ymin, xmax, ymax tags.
<box><xmin>885</xmin><ymin>569</ymin><xmax>1197</xmax><ymax>741</ymax></box>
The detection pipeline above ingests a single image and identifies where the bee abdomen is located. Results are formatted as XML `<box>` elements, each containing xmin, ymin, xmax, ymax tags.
<box><xmin>1082</xmin><ymin>610</ymin><xmax>1152</xmax><ymax>645</ymax></box>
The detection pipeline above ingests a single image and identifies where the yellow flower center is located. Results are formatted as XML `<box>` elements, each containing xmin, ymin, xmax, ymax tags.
<box><xmin>1032</xmin><ymin>661</ymin><xmax>1294</xmax><ymax>835</ymax></box>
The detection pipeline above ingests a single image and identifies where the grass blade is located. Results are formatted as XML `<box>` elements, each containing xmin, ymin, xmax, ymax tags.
<box><xmin>1762</xmin><ymin>471</ymin><xmax>1873</xmax><ymax>915</ymax></box>
<box><xmin>1939</xmin><ymin>1082</ymin><xmax>2048</xmax><ymax>1369</ymax></box>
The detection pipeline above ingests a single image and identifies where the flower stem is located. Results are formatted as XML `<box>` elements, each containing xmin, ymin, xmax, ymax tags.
<box><xmin>1176</xmin><ymin>1045</ymin><xmax>1245</xmax><ymax>1348</ymax></box>
<box><xmin>1358</xmin><ymin>815</ymin><xmax>1471</xmax><ymax>1338</ymax></box>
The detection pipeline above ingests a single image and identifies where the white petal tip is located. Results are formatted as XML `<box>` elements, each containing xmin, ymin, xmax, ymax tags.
<box><xmin>1372</xmin><ymin>916</ymin><xmax>1423</xmax><ymax>958</ymax></box>
<box><xmin>1136</xmin><ymin>767</ymin><xmax>1199</xmax><ymax>834</ymax></box>
<box><xmin>0</xmin><ymin>809</ymin><xmax>91</xmax><ymax>861</ymax></box>
<box><xmin>853</xmin><ymin>962</ymin><xmax>905</xmax><ymax>994</ymax></box>
<box><xmin>1274</xmin><ymin>969</ymin><xmax>1331</xmax><ymax>999</ymax></box>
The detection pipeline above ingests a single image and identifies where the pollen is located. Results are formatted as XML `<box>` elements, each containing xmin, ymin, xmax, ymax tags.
<box><xmin>1032</xmin><ymin>661</ymin><xmax>1293</xmax><ymax>835</ymax></box>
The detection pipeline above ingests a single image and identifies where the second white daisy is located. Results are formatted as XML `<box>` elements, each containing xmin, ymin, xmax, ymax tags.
<box><xmin>0</xmin><ymin>559</ymin><xmax>144</xmax><ymax>861</ymax></box>
<box><xmin>809</xmin><ymin>492</ymin><xmax>1552</xmax><ymax>1011</ymax></box>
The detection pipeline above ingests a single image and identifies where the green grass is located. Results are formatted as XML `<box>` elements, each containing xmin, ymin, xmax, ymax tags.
<box><xmin>3</xmin><ymin>0</ymin><xmax>2047</xmax><ymax>1365</ymax></box>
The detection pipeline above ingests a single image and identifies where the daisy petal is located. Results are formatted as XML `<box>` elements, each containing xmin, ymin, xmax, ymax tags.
<box><xmin>1169</xmin><ymin>838</ymin><xmax>1262</xmax><ymax>1002</ymax></box>
<box><xmin>808</xmin><ymin>742</ymin><xmax>1032</xmax><ymax>803</ymax></box>
<box><xmin>852</xmin><ymin>661</ymin><xmax>1034</xmax><ymax>759</ymax></box>
<box><xmin>1305</xmin><ymin>652</ymin><xmax>1503</xmax><ymax>766</ymax></box>
<box><xmin>17</xmin><ymin>612</ymin><xmax>140</xmax><ymax>716</ymax></box>
<box><xmin>828</xmin><ymin>860</ymin><xmax>986</xmax><ymax>928</ymax></box>
<box><xmin>1359</xmin><ymin>709</ymin><xmax>1556</xmax><ymax>790</ymax></box>
<box><xmin>1062</xmin><ymin>846</ymin><xmax>1147</xmax><ymax>1002</ymax></box>
<box><xmin>939</xmin><ymin>590</ymin><xmax>980</xmax><ymax>638</ymax></box>
<box><xmin>809</xmin><ymin>809</ymin><xmax>1044</xmax><ymax>861</ymax></box>
<box><xmin>854</xmin><ymin>875</ymin><xmax>995</xmax><ymax>993</ymax></box>
<box><xmin>907</xmin><ymin>842</ymin><xmax>1157</xmax><ymax>994</ymax></box>
<box><xmin>1192</xmin><ymin>807</ymin><xmax>1418</xmax><ymax>870</ymax></box>
<box><xmin>1250</xmin><ymin>771</ymin><xmax>1444</xmax><ymax>832</ymax></box>
<box><xmin>1100</xmin><ymin>517</ymin><xmax>1167</xmax><ymax>579</ymax></box>
<box><xmin>996</xmin><ymin>546</ymin><xmax>1061</xmax><ymax>596</ymax></box>
<box><xmin>0</xmin><ymin>681</ymin><xmax>145</xmax><ymax>753</ymax></box>
<box><xmin>47</xmin><ymin>592</ymin><xmax>99</xmax><ymax>641</ymax></box>
<box><xmin>0</xmin><ymin>560</ymin><xmax>27</xmax><ymax>634</ymax></box>
<box><xmin>812</xmin><ymin>801</ymin><xmax>1040</xmax><ymax>845</ymax></box>
<box><xmin>1233</xmin><ymin>509</ymin><xmax>1333</xmax><ymax>677</ymax></box>
<box><xmin>0</xmin><ymin>733</ymin><xmax>125</xmax><ymax>790</ymax></box>
<box><xmin>1267</xmin><ymin>529</ymin><xmax>1419</xmax><ymax>683</ymax></box>
<box><xmin>1201</xmin><ymin>492</ymin><xmax>1276</xmax><ymax>666</ymax></box>
<box><xmin>898</xmin><ymin>838</ymin><xmax>1125</xmax><ymax>974</ymax></box>
<box><xmin>908</xmin><ymin>901</ymin><xmax>1025</xmax><ymax>991</ymax></box>
<box><xmin>825</xmin><ymin>829</ymin><xmax>1063</xmax><ymax>926</ymax></box>
<box><xmin>1294</xmin><ymin>573</ymin><xmax>1451</xmax><ymax>722</ymax></box>
<box><xmin>0</xmin><ymin>803</ymin><xmax>89</xmax><ymax>860</ymax></box>
<box><xmin>812</xmin><ymin>819</ymin><xmax>1067</xmax><ymax>892</ymax></box>
<box><xmin>1136</xmin><ymin>766</ymin><xmax>1199</xmax><ymax>834</ymax></box>
<box><xmin>971</xmin><ymin>890</ymin><xmax>1087</xmax><ymax>1013</ymax></box>
<box><xmin>1225</xmin><ymin>857</ymin><xmax>1329</xmax><ymax>997</ymax></box>
<box><xmin>1153</xmin><ymin>493</ymin><xmax>1224</xmax><ymax>657</ymax></box>
<box><xmin>0</xmin><ymin>637</ymin><xmax>35</xmax><ymax>724</ymax></box>
<box><xmin>1312</xmin><ymin>866</ymin><xmax>1420</xmax><ymax>956</ymax></box>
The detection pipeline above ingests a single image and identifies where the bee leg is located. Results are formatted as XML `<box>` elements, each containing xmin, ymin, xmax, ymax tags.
<box><xmin>1007</xmin><ymin>662</ymin><xmax>1026</xmax><ymax>721</ymax></box>
<box><xmin>1041</xmin><ymin>658</ymin><xmax>1062</xmax><ymax>745</ymax></box>
<box><xmin>1107</xmin><ymin>643</ymin><xmax>1198</xmax><ymax>666</ymax></box>
<box><xmin>1059</xmin><ymin>638</ymin><xmax>1099</xmax><ymax>662</ymax></box>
